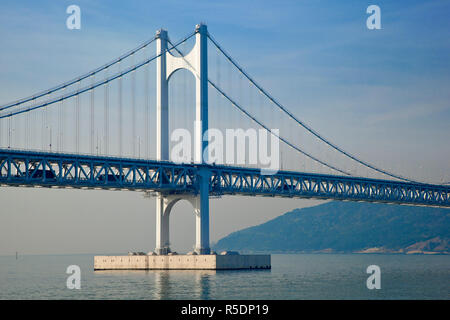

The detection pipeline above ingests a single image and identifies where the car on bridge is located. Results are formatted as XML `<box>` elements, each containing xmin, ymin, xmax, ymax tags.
<box><xmin>97</xmin><ymin>173</ymin><xmax>124</xmax><ymax>182</ymax></box>
<box><xmin>276</xmin><ymin>183</ymin><xmax>292</xmax><ymax>192</ymax></box>
<box><xmin>27</xmin><ymin>169</ymin><xmax>56</xmax><ymax>179</ymax></box>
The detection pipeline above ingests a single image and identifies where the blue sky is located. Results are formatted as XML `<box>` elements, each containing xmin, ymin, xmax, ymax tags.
<box><xmin>0</xmin><ymin>0</ymin><xmax>449</xmax><ymax>254</ymax></box>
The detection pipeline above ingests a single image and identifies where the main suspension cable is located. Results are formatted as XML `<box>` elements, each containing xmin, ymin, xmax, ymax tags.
<box><xmin>0</xmin><ymin>36</ymin><xmax>158</xmax><ymax>111</ymax></box>
<box><xmin>0</xmin><ymin>32</ymin><xmax>196</xmax><ymax>120</ymax></box>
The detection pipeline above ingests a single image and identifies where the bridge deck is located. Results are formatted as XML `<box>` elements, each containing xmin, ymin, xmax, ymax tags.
<box><xmin>0</xmin><ymin>149</ymin><xmax>449</xmax><ymax>207</ymax></box>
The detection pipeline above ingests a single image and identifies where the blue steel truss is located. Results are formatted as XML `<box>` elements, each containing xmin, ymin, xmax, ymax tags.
<box><xmin>0</xmin><ymin>149</ymin><xmax>197</xmax><ymax>193</ymax></box>
<box><xmin>0</xmin><ymin>149</ymin><xmax>449</xmax><ymax>207</ymax></box>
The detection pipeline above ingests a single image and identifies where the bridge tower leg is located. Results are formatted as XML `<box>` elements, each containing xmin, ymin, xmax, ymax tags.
<box><xmin>155</xmin><ymin>28</ymin><xmax>170</xmax><ymax>255</ymax></box>
<box><xmin>154</xmin><ymin>24</ymin><xmax>210</xmax><ymax>255</ymax></box>
<box><xmin>193</xmin><ymin>23</ymin><xmax>210</xmax><ymax>254</ymax></box>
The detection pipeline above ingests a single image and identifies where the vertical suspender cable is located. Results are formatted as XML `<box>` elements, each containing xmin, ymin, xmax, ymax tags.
<box><xmin>144</xmin><ymin>51</ymin><xmax>149</xmax><ymax>159</ymax></box>
<box><xmin>183</xmin><ymin>41</ymin><xmax>187</xmax><ymax>131</ymax></box>
<box><xmin>227</xmin><ymin>60</ymin><xmax>232</xmax><ymax>129</ymax></box>
<box><xmin>8</xmin><ymin>113</ymin><xmax>11</xmax><ymax>148</ymax></box>
<box><xmin>90</xmin><ymin>75</ymin><xmax>95</xmax><ymax>154</ymax></box>
<box><xmin>62</xmin><ymin>91</ymin><xmax>65</xmax><ymax>152</ymax></box>
<box><xmin>26</xmin><ymin>104</ymin><xmax>30</xmax><ymax>149</ymax></box>
<box><xmin>248</xmin><ymin>78</ymin><xmax>252</xmax><ymax>115</ymax></box>
<box><xmin>131</xmin><ymin>53</ymin><xmax>136</xmax><ymax>157</ymax></box>
<box><xmin>58</xmin><ymin>90</ymin><xmax>64</xmax><ymax>152</ymax></box>
<box><xmin>45</xmin><ymin>103</ymin><xmax>49</xmax><ymax>151</ymax></box>
<box><xmin>216</xmin><ymin>46</ymin><xmax>221</xmax><ymax>131</ymax></box>
<box><xmin>11</xmin><ymin>112</ymin><xmax>15</xmax><ymax>148</ymax></box>
<box><xmin>104</xmin><ymin>68</ymin><xmax>109</xmax><ymax>155</ymax></box>
<box><xmin>76</xmin><ymin>81</ymin><xmax>80</xmax><ymax>153</ymax></box>
<box><xmin>0</xmin><ymin>114</ymin><xmax>2</xmax><ymax>148</ymax></box>
<box><xmin>118</xmin><ymin>61</ymin><xmax>123</xmax><ymax>157</ymax></box>
<box><xmin>41</xmin><ymin>108</ymin><xmax>45</xmax><ymax>150</ymax></box>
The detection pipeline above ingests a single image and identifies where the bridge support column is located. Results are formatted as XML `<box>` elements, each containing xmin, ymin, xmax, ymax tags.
<box><xmin>155</xmin><ymin>194</ymin><xmax>171</xmax><ymax>255</ymax></box>
<box><xmin>155</xmin><ymin>28</ymin><xmax>171</xmax><ymax>255</ymax></box>
<box><xmin>194</xmin><ymin>168</ymin><xmax>211</xmax><ymax>254</ymax></box>
<box><xmin>156</xmin><ymin>28</ymin><xmax>169</xmax><ymax>161</ymax></box>
<box><xmin>193</xmin><ymin>23</ymin><xmax>208</xmax><ymax>164</ymax></box>
<box><xmin>153</xmin><ymin>189</ymin><xmax>211</xmax><ymax>255</ymax></box>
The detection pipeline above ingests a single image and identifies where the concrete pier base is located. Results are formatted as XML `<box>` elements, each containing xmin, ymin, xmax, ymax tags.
<box><xmin>94</xmin><ymin>254</ymin><xmax>271</xmax><ymax>270</ymax></box>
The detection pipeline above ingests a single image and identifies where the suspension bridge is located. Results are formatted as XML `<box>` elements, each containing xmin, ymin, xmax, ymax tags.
<box><xmin>1</xmin><ymin>24</ymin><xmax>449</xmax><ymax>256</ymax></box>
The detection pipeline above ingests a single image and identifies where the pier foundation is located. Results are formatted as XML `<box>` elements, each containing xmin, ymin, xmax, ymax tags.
<box><xmin>94</xmin><ymin>254</ymin><xmax>271</xmax><ymax>270</ymax></box>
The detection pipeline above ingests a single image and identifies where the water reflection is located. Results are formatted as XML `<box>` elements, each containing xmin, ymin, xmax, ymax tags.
<box><xmin>153</xmin><ymin>270</ymin><xmax>215</xmax><ymax>300</ymax></box>
<box><xmin>93</xmin><ymin>268</ymin><xmax>270</xmax><ymax>299</ymax></box>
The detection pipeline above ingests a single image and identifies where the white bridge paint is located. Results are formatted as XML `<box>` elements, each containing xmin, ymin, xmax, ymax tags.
<box><xmin>94</xmin><ymin>255</ymin><xmax>271</xmax><ymax>270</ymax></box>
<box><xmin>155</xmin><ymin>24</ymin><xmax>210</xmax><ymax>255</ymax></box>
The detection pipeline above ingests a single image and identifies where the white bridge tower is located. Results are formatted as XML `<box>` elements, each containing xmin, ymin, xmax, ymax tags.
<box><xmin>154</xmin><ymin>24</ymin><xmax>210</xmax><ymax>255</ymax></box>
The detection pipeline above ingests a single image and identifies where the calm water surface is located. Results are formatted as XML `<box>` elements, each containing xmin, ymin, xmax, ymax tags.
<box><xmin>0</xmin><ymin>254</ymin><xmax>449</xmax><ymax>299</ymax></box>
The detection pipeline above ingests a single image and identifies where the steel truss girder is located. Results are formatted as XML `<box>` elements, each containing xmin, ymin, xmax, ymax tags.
<box><xmin>0</xmin><ymin>149</ymin><xmax>449</xmax><ymax>207</ymax></box>
<box><xmin>208</xmin><ymin>167</ymin><xmax>450</xmax><ymax>207</ymax></box>
<box><xmin>0</xmin><ymin>149</ymin><xmax>197</xmax><ymax>194</ymax></box>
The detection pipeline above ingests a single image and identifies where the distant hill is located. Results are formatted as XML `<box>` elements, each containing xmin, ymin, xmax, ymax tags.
<box><xmin>214</xmin><ymin>201</ymin><xmax>450</xmax><ymax>254</ymax></box>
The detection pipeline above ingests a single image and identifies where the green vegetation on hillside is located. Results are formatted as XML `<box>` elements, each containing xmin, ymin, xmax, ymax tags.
<box><xmin>214</xmin><ymin>201</ymin><xmax>450</xmax><ymax>253</ymax></box>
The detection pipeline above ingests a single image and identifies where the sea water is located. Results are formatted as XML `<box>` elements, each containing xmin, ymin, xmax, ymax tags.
<box><xmin>0</xmin><ymin>253</ymin><xmax>448</xmax><ymax>299</ymax></box>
